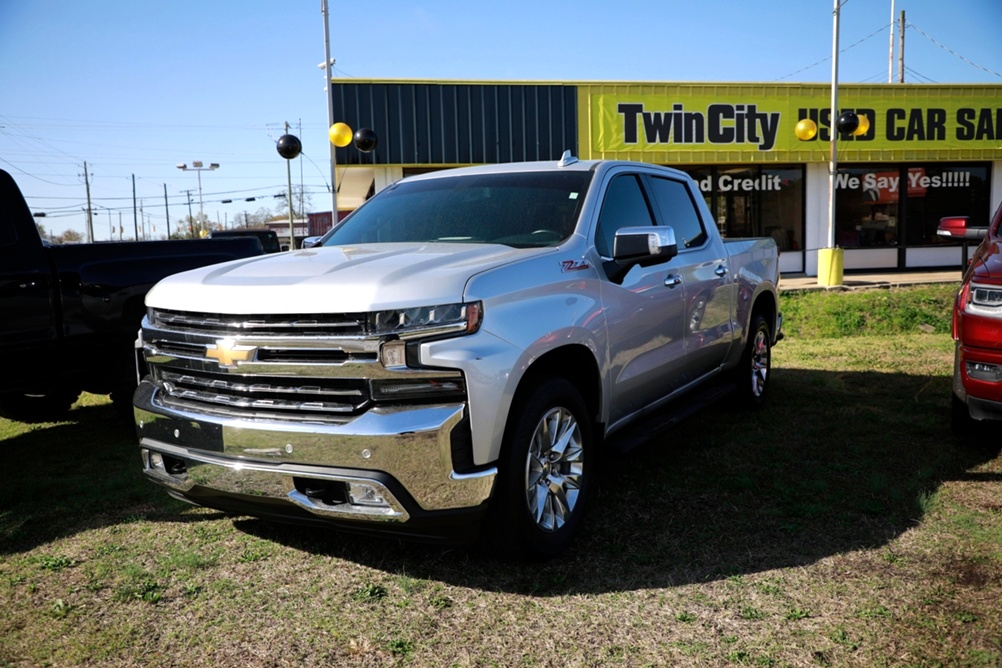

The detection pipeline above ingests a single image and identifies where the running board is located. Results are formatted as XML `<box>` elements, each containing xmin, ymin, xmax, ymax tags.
<box><xmin>607</xmin><ymin>380</ymin><xmax>736</xmax><ymax>454</ymax></box>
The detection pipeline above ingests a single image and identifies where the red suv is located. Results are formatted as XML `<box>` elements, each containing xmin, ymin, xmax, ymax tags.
<box><xmin>938</xmin><ymin>201</ymin><xmax>1002</xmax><ymax>431</ymax></box>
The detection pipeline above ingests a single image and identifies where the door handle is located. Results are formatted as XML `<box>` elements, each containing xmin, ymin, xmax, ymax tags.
<box><xmin>665</xmin><ymin>274</ymin><xmax>682</xmax><ymax>288</ymax></box>
<box><xmin>715</xmin><ymin>265</ymin><xmax>728</xmax><ymax>278</ymax></box>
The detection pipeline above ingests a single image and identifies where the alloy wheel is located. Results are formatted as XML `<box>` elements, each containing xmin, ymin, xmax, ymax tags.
<box><xmin>523</xmin><ymin>406</ymin><xmax>584</xmax><ymax>532</ymax></box>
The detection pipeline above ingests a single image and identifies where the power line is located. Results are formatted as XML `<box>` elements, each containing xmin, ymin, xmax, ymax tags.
<box><xmin>906</xmin><ymin>21</ymin><xmax>1002</xmax><ymax>79</ymax></box>
<box><xmin>774</xmin><ymin>22</ymin><xmax>891</xmax><ymax>81</ymax></box>
<box><xmin>904</xmin><ymin>66</ymin><xmax>938</xmax><ymax>84</ymax></box>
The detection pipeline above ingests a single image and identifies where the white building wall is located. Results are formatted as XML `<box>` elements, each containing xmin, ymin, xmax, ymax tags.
<box><xmin>375</xmin><ymin>167</ymin><xmax>404</xmax><ymax>191</ymax></box>
<box><xmin>804</xmin><ymin>163</ymin><xmax>829</xmax><ymax>277</ymax></box>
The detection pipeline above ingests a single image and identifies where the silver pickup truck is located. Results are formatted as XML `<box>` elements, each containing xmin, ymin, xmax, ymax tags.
<box><xmin>134</xmin><ymin>154</ymin><xmax>781</xmax><ymax>558</ymax></box>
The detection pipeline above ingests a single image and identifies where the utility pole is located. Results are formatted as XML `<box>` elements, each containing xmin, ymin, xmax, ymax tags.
<box><xmin>81</xmin><ymin>161</ymin><xmax>94</xmax><ymax>243</ymax></box>
<box><xmin>163</xmin><ymin>184</ymin><xmax>171</xmax><ymax>238</ymax></box>
<box><xmin>299</xmin><ymin>118</ymin><xmax>305</xmax><ymax>220</ymax></box>
<box><xmin>183</xmin><ymin>189</ymin><xmax>195</xmax><ymax>237</ymax></box>
<box><xmin>888</xmin><ymin>0</ymin><xmax>895</xmax><ymax>83</ymax></box>
<box><xmin>322</xmin><ymin>0</ymin><xmax>338</xmax><ymax>222</ymax></box>
<box><xmin>285</xmin><ymin>121</ymin><xmax>296</xmax><ymax>247</ymax></box>
<box><xmin>132</xmin><ymin>174</ymin><xmax>139</xmax><ymax>241</ymax></box>
<box><xmin>817</xmin><ymin>0</ymin><xmax>845</xmax><ymax>288</ymax></box>
<box><xmin>897</xmin><ymin>10</ymin><xmax>905</xmax><ymax>83</ymax></box>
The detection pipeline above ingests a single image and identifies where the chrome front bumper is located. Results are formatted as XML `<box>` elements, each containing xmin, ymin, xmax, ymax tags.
<box><xmin>134</xmin><ymin>381</ymin><xmax>496</xmax><ymax>531</ymax></box>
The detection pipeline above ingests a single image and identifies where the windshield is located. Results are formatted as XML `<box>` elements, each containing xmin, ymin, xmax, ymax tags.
<box><xmin>321</xmin><ymin>171</ymin><xmax>592</xmax><ymax>248</ymax></box>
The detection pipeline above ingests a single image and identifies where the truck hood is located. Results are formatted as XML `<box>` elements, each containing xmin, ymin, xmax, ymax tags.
<box><xmin>146</xmin><ymin>243</ymin><xmax>548</xmax><ymax>313</ymax></box>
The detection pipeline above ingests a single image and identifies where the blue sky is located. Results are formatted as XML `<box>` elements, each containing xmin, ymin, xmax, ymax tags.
<box><xmin>1</xmin><ymin>0</ymin><xmax>999</xmax><ymax>239</ymax></box>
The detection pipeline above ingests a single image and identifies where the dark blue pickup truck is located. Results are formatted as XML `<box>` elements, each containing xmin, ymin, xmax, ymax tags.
<box><xmin>0</xmin><ymin>169</ymin><xmax>265</xmax><ymax>421</ymax></box>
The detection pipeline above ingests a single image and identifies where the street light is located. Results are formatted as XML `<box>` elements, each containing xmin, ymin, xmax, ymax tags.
<box><xmin>176</xmin><ymin>161</ymin><xmax>219</xmax><ymax>237</ymax></box>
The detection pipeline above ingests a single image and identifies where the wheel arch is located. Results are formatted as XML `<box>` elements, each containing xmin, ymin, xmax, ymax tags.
<box><xmin>511</xmin><ymin>344</ymin><xmax>603</xmax><ymax>438</ymax></box>
<box><xmin>749</xmin><ymin>287</ymin><xmax>779</xmax><ymax>342</ymax></box>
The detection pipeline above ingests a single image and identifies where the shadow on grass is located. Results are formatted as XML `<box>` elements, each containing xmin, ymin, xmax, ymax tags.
<box><xmin>0</xmin><ymin>402</ymin><xmax>223</xmax><ymax>555</ymax></box>
<box><xmin>2</xmin><ymin>368</ymin><xmax>999</xmax><ymax>596</ymax></box>
<box><xmin>231</xmin><ymin>366</ymin><xmax>1001</xmax><ymax>594</ymax></box>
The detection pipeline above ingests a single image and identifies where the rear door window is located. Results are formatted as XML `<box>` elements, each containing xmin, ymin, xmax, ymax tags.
<box><xmin>647</xmin><ymin>176</ymin><xmax>708</xmax><ymax>249</ymax></box>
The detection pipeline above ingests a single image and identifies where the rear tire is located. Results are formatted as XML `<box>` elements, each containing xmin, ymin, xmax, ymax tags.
<box><xmin>734</xmin><ymin>314</ymin><xmax>772</xmax><ymax>408</ymax></box>
<box><xmin>490</xmin><ymin>376</ymin><xmax>595</xmax><ymax>560</ymax></box>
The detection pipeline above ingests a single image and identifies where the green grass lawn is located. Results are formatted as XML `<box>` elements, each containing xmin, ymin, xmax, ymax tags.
<box><xmin>1</xmin><ymin>285</ymin><xmax>999</xmax><ymax>667</ymax></box>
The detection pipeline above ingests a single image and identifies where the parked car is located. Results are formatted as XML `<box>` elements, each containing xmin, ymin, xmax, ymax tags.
<box><xmin>937</xmin><ymin>201</ymin><xmax>1002</xmax><ymax>431</ymax></box>
<box><xmin>0</xmin><ymin>169</ymin><xmax>266</xmax><ymax>421</ymax></box>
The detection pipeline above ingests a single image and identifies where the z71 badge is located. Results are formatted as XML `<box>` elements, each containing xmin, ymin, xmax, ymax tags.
<box><xmin>560</xmin><ymin>259</ymin><xmax>590</xmax><ymax>273</ymax></box>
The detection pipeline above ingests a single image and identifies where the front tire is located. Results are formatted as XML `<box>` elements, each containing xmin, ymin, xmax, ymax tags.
<box><xmin>491</xmin><ymin>377</ymin><xmax>594</xmax><ymax>560</ymax></box>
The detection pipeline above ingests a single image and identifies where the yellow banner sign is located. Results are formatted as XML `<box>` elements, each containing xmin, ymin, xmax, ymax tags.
<box><xmin>583</xmin><ymin>84</ymin><xmax>1002</xmax><ymax>162</ymax></box>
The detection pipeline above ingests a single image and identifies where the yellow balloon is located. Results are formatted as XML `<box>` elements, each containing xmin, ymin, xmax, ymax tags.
<box><xmin>794</xmin><ymin>118</ymin><xmax>818</xmax><ymax>141</ymax></box>
<box><xmin>852</xmin><ymin>114</ymin><xmax>870</xmax><ymax>136</ymax></box>
<box><xmin>329</xmin><ymin>122</ymin><xmax>353</xmax><ymax>147</ymax></box>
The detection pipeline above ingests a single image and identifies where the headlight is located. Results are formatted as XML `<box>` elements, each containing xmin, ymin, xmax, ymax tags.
<box><xmin>966</xmin><ymin>361</ymin><xmax>1002</xmax><ymax>383</ymax></box>
<box><xmin>970</xmin><ymin>283</ymin><xmax>1002</xmax><ymax>309</ymax></box>
<box><xmin>370</xmin><ymin>301</ymin><xmax>482</xmax><ymax>339</ymax></box>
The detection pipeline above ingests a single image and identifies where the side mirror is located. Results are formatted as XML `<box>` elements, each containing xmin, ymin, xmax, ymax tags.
<box><xmin>606</xmin><ymin>226</ymin><xmax>678</xmax><ymax>283</ymax></box>
<box><xmin>613</xmin><ymin>226</ymin><xmax>678</xmax><ymax>264</ymax></box>
<box><xmin>302</xmin><ymin>235</ymin><xmax>322</xmax><ymax>249</ymax></box>
<box><xmin>938</xmin><ymin>216</ymin><xmax>988</xmax><ymax>242</ymax></box>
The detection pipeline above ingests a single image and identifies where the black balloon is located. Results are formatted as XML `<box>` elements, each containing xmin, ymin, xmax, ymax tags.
<box><xmin>835</xmin><ymin>111</ymin><xmax>860</xmax><ymax>135</ymax></box>
<box><xmin>353</xmin><ymin>128</ymin><xmax>378</xmax><ymax>153</ymax></box>
<box><xmin>276</xmin><ymin>134</ymin><xmax>302</xmax><ymax>160</ymax></box>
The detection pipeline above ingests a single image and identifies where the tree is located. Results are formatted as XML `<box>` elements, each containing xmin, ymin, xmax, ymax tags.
<box><xmin>273</xmin><ymin>186</ymin><xmax>312</xmax><ymax>221</ymax></box>
<box><xmin>171</xmin><ymin>213</ymin><xmax>211</xmax><ymax>239</ymax></box>
<box><xmin>35</xmin><ymin>222</ymin><xmax>47</xmax><ymax>239</ymax></box>
<box><xmin>57</xmin><ymin>229</ymin><xmax>83</xmax><ymax>244</ymax></box>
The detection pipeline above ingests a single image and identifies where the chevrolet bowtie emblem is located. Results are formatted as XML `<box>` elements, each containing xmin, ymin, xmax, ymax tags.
<box><xmin>205</xmin><ymin>339</ymin><xmax>257</xmax><ymax>367</ymax></box>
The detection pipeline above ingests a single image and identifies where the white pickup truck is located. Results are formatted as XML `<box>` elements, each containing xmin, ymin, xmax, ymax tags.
<box><xmin>134</xmin><ymin>153</ymin><xmax>782</xmax><ymax>558</ymax></box>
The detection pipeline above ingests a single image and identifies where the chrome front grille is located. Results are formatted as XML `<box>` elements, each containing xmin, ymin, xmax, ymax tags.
<box><xmin>157</xmin><ymin>369</ymin><xmax>367</xmax><ymax>414</ymax></box>
<box><xmin>142</xmin><ymin>308</ymin><xmax>465</xmax><ymax>424</ymax></box>
<box><xmin>149</xmin><ymin>308</ymin><xmax>370</xmax><ymax>337</ymax></box>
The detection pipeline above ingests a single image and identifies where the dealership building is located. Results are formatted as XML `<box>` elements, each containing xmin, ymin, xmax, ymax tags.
<box><xmin>327</xmin><ymin>80</ymin><xmax>1002</xmax><ymax>275</ymax></box>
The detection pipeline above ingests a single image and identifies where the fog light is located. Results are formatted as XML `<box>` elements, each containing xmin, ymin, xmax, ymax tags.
<box><xmin>967</xmin><ymin>361</ymin><xmax>1002</xmax><ymax>382</ymax></box>
<box><xmin>347</xmin><ymin>482</ymin><xmax>390</xmax><ymax>507</ymax></box>
<box><xmin>149</xmin><ymin>450</ymin><xmax>165</xmax><ymax>471</ymax></box>
<box><xmin>380</xmin><ymin>340</ymin><xmax>407</xmax><ymax>369</ymax></box>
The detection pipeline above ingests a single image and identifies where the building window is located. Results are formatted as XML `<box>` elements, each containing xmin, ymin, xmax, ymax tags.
<box><xmin>676</xmin><ymin>164</ymin><xmax>804</xmax><ymax>252</ymax></box>
<box><xmin>903</xmin><ymin>163</ymin><xmax>990</xmax><ymax>247</ymax></box>
<box><xmin>833</xmin><ymin>164</ymin><xmax>900</xmax><ymax>248</ymax></box>
<box><xmin>835</xmin><ymin>163</ymin><xmax>990</xmax><ymax>248</ymax></box>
